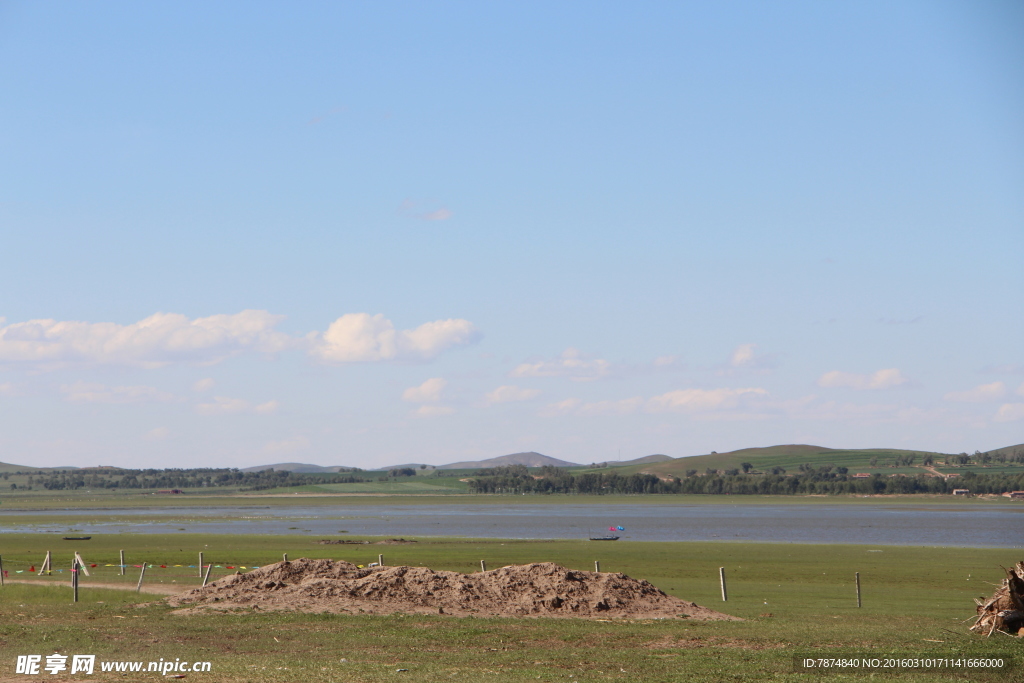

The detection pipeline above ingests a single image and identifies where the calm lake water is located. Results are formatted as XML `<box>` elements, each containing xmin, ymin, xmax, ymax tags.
<box><xmin>2</xmin><ymin>502</ymin><xmax>1021</xmax><ymax>548</ymax></box>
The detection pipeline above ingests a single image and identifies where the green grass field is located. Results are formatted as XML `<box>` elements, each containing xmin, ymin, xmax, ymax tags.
<box><xmin>0</xmin><ymin>533</ymin><xmax>1019</xmax><ymax>682</ymax></box>
<box><xmin>258</xmin><ymin>476</ymin><xmax>472</xmax><ymax>494</ymax></box>
<box><xmin>583</xmin><ymin>444</ymin><xmax>1024</xmax><ymax>482</ymax></box>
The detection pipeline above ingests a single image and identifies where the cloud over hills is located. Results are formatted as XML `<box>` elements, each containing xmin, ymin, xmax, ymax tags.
<box><xmin>511</xmin><ymin>348</ymin><xmax>610</xmax><ymax>381</ymax></box>
<box><xmin>817</xmin><ymin>368</ymin><xmax>909</xmax><ymax>390</ymax></box>
<box><xmin>0</xmin><ymin>310</ymin><xmax>289</xmax><ymax>369</ymax></box>
<box><xmin>309</xmin><ymin>314</ymin><xmax>480</xmax><ymax>363</ymax></box>
<box><xmin>0</xmin><ymin>310</ymin><xmax>480</xmax><ymax>369</ymax></box>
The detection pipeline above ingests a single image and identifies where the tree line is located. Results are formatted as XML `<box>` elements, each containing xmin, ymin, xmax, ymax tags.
<box><xmin>467</xmin><ymin>465</ymin><xmax>1024</xmax><ymax>496</ymax></box>
<box><xmin>5</xmin><ymin>468</ymin><xmax>368</xmax><ymax>492</ymax></box>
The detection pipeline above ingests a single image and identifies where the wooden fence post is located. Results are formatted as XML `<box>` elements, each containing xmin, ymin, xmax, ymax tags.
<box><xmin>719</xmin><ymin>567</ymin><xmax>728</xmax><ymax>601</ymax></box>
<box><xmin>74</xmin><ymin>552</ymin><xmax>90</xmax><ymax>576</ymax></box>
<box><xmin>480</xmin><ymin>560</ymin><xmax>486</xmax><ymax>572</ymax></box>
<box><xmin>199</xmin><ymin>552</ymin><xmax>204</xmax><ymax>578</ymax></box>
<box><xmin>44</xmin><ymin>551</ymin><xmax>52</xmax><ymax>576</ymax></box>
<box><xmin>202</xmin><ymin>563</ymin><xmax>212</xmax><ymax>587</ymax></box>
<box><xmin>283</xmin><ymin>553</ymin><xmax>288</xmax><ymax>563</ymax></box>
<box><xmin>120</xmin><ymin>550</ymin><xmax>125</xmax><ymax>576</ymax></box>
<box><xmin>72</xmin><ymin>560</ymin><xmax>79</xmax><ymax>603</ymax></box>
<box><xmin>856</xmin><ymin>572</ymin><xmax>862</xmax><ymax>608</ymax></box>
<box><xmin>136</xmin><ymin>563</ymin><xmax>147</xmax><ymax>593</ymax></box>
<box><xmin>594</xmin><ymin>561</ymin><xmax>600</xmax><ymax>573</ymax></box>
<box><xmin>378</xmin><ymin>554</ymin><xmax>384</xmax><ymax>567</ymax></box>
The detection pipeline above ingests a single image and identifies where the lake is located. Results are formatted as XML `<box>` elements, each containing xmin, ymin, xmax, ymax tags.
<box><xmin>2</xmin><ymin>501</ymin><xmax>1021</xmax><ymax>548</ymax></box>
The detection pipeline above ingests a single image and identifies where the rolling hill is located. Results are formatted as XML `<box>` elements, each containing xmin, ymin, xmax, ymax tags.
<box><xmin>240</xmin><ymin>463</ymin><xmax>359</xmax><ymax>474</ymax></box>
<box><xmin>986</xmin><ymin>443</ymin><xmax>1024</xmax><ymax>459</ymax></box>
<box><xmin>591</xmin><ymin>454</ymin><xmax>674</xmax><ymax>467</ymax></box>
<box><xmin>436</xmin><ymin>452</ymin><xmax>580</xmax><ymax>469</ymax></box>
<box><xmin>0</xmin><ymin>461</ymin><xmax>79</xmax><ymax>473</ymax></box>
<box><xmin>603</xmin><ymin>444</ymin><xmax>954</xmax><ymax>478</ymax></box>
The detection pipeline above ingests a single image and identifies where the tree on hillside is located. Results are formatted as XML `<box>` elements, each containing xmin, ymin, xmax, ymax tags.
<box><xmin>388</xmin><ymin>468</ymin><xmax>417</xmax><ymax>477</ymax></box>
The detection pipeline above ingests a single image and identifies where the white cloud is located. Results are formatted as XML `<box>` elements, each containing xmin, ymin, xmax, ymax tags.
<box><xmin>196</xmin><ymin>396</ymin><xmax>278</xmax><ymax>415</ymax></box>
<box><xmin>193</xmin><ymin>378</ymin><xmax>215</xmax><ymax>392</ymax></box>
<box><xmin>402</xmin><ymin>378</ymin><xmax>446</xmax><ymax>403</ymax></box>
<box><xmin>309</xmin><ymin>314</ymin><xmax>480</xmax><ymax>363</ymax></box>
<box><xmin>420</xmin><ymin>208</ymin><xmax>453</xmax><ymax>221</ymax></box>
<box><xmin>196</xmin><ymin>396</ymin><xmax>250</xmax><ymax>415</ymax></box>
<box><xmin>0</xmin><ymin>310</ymin><xmax>290</xmax><ymax>369</ymax></box>
<box><xmin>576</xmin><ymin>397</ymin><xmax>643</xmax><ymax>416</ymax></box>
<box><xmin>540</xmin><ymin>398</ymin><xmax>581</xmax><ymax>416</ymax></box>
<box><xmin>485</xmin><ymin>385</ymin><xmax>541</xmax><ymax>404</ymax></box>
<box><xmin>144</xmin><ymin>427</ymin><xmax>170</xmax><ymax>440</ymax></box>
<box><xmin>0</xmin><ymin>310</ymin><xmax>479</xmax><ymax>369</ymax></box>
<box><xmin>511</xmin><ymin>348</ymin><xmax>610</xmax><ymax>381</ymax></box>
<box><xmin>254</xmin><ymin>400</ymin><xmax>280</xmax><ymax>414</ymax></box>
<box><xmin>817</xmin><ymin>368</ymin><xmax>909</xmax><ymax>390</ymax></box>
<box><xmin>0</xmin><ymin>382</ymin><xmax>18</xmax><ymax>396</ymax></box>
<box><xmin>728</xmin><ymin>343</ymin><xmax>776</xmax><ymax>370</ymax></box>
<box><xmin>944</xmin><ymin>382</ymin><xmax>1007</xmax><ymax>403</ymax></box>
<box><xmin>653</xmin><ymin>355</ymin><xmax>678</xmax><ymax>367</ymax></box>
<box><xmin>61</xmin><ymin>382</ymin><xmax>177</xmax><ymax>404</ymax></box>
<box><xmin>1018</xmin><ymin>381</ymin><xmax>1024</xmax><ymax>397</ymax></box>
<box><xmin>263</xmin><ymin>435</ymin><xmax>310</xmax><ymax>454</ymax></box>
<box><xmin>400</xmin><ymin>199</ymin><xmax>454</xmax><ymax>221</ymax></box>
<box><xmin>542</xmin><ymin>388</ymin><xmax>766</xmax><ymax>417</ymax></box>
<box><xmin>993</xmin><ymin>403</ymin><xmax>1024</xmax><ymax>423</ymax></box>
<box><xmin>730</xmin><ymin>344</ymin><xmax>755</xmax><ymax>367</ymax></box>
<box><xmin>646</xmin><ymin>387</ymin><xmax>768</xmax><ymax>412</ymax></box>
<box><xmin>414</xmin><ymin>405</ymin><xmax>455</xmax><ymax>417</ymax></box>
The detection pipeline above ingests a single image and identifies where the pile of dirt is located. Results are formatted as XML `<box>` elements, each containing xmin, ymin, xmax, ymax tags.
<box><xmin>971</xmin><ymin>560</ymin><xmax>1024</xmax><ymax>636</ymax></box>
<box><xmin>317</xmin><ymin>539</ymin><xmax>370</xmax><ymax>545</ymax></box>
<box><xmin>167</xmin><ymin>558</ymin><xmax>738</xmax><ymax>620</ymax></box>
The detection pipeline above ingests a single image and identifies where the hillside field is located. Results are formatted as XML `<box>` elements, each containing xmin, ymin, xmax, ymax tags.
<box><xmin>587</xmin><ymin>444</ymin><xmax>1024</xmax><ymax>480</ymax></box>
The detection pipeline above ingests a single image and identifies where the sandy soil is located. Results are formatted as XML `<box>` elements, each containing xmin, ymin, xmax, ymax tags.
<box><xmin>167</xmin><ymin>558</ymin><xmax>740</xmax><ymax>620</ymax></box>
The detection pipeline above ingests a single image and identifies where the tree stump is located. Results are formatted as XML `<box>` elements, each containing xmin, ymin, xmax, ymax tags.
<box><xmin>970</xmin><ymin>561</ymin><xmax>1024</xmax><ymax>636</ymax></box>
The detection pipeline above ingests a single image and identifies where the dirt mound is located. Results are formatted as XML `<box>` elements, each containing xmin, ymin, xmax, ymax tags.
<box><xmin>167</xmin><ymin>558</ymin><xmax>738</xmax><ymax>620</ymax></box>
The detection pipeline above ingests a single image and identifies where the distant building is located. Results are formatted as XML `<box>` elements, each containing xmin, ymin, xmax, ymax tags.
<box><xmin>1003</xmin><ymin>491</ymin><xmax>1024</xmax><ymax>499</ymax></box>
<box><xmin>157</xmin><ymin>489</ymin><xmax>183</xmax><ymax>494</ymax></box>
<box><xmin>852</xmin><ymin>473</ymin><xmax>872</xmax><ymax>478</ymax></box>
<box><xmin>952</xmin><ymin>489</ymin><xmax>970</xmax><ymax>496</ymax></box>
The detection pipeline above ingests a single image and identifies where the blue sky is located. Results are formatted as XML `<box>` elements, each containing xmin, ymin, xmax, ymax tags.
<box><xmin>1</xmin><ymin>1</ymin><xmax>1021</xmax><ymax>469</ymax></box>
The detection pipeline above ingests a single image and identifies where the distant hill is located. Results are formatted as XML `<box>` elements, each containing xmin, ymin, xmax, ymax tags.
<box><xmin>607</xmin><ymin>444</ymin><xmax>951</xmax><ymax>478</ymax></box>
<box><xmin>240</xmin><ymin>462</ymin><xmax>358</xmax><ymax>474</ymax></box>
<box><xmin>436</xmin><ymin>452</ymin><xmax>580</xmax><ymax>470</ymax></box>
<box><xmin>986</xmin><ymin>443</ymin><xmax>1024</xmax><ymax>458</ymax></box>
<box><xmin>587</xmin><ymin>454</ymin><xmax>674</xmax><ymax>467</ymax></box>
<box><xmin>0</xmin><ymin>461</ymin><xmax>78</xmax><ymax>473</ymax></box>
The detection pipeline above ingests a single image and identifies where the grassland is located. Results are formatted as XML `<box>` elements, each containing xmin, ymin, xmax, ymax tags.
<box><xmin>584</xmin><ymin>444</ymin><xmax>1024</xmax><ymax>480</ymax></box>
<box><xmin>0</xmin><ymin>533</ymin><xmax>1020</xmax><ymax>682</ymax></box>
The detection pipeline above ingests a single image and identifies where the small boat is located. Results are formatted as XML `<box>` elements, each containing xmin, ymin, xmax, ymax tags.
<box><xmin>588</xmin><ymin>535</ymin><xmax>619</xmax><ymax>541</ymax></box>
<box><xmin>62</xmin><ymin>536</ymin><xmax>92</xmax><ymax>541</ymax></box>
